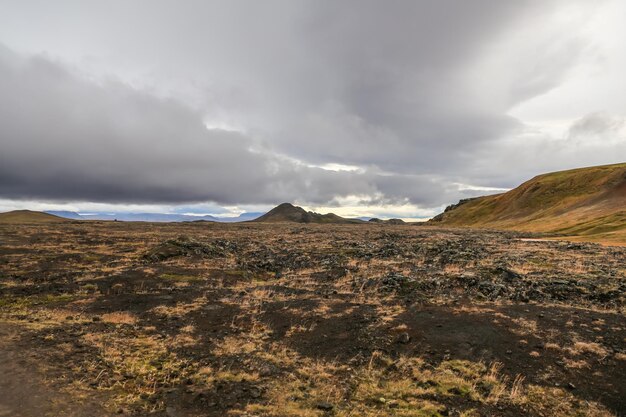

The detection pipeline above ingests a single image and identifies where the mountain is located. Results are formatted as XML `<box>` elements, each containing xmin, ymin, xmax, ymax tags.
<box><xmin>78</xmin><ymin>213</ymin><xmax>219</xmax><ymax>222</ymax></box>
<box><xmin>45</xmin><ymin>211</ymin><xmax>264</xmax><ymax>223</ymax></box>
<box><xmin>254</xmin><ymin>203</ymin><xmax>362</xmax><ymax>224</ymax></box>
<box><xmin>216</xmin><ymin>212</ymin><xmax>264</xmax><ymax>222</ymax></box>
<box><xmin>0</xmin><ymin>210</ymin><xmax>69</xmax><ymax>224</ymax></box>
<box><xmin>368</xmin><ymin>217</ymin><xmax>406</xmax><ymax>225</ymax></box>
<box><xmin>430</xmin><ymin>162</ymin><xmax>626</xmax><ymax>244</ymax></box>
<box><xmin>45</xmin><ymin>210</ymin><xmax>84</xmax><ymax>220</ymax></box>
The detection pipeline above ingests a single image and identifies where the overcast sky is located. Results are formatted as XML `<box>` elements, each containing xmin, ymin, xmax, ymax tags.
<box><xmin>0</xmin><ymin>0</ymin><xmax>625</xmax><ymax>219</ymax></box>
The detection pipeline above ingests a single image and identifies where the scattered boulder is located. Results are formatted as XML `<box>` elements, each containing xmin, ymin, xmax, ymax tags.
<box><xmin>143</xmin><ymin>236</ymin><xmax>236</xmax><ymax>262</ymax></box>
<box><xmin>238</xmin><ymin>247</ymin><xmax>312</xmax><ymax>273</ymax></box>
<box><xmin>491</xmin><ymin>266</ymin><xmax>521</xmax><ymax>283</ymax></box>
<box><xmin>477</xmin><ymin>281</ymin><xmax>506</xmax><ymax>299</ymax></box>
<box><xmin>396</xmin><ymin>332</ymin><xmax>411</xmax><ymax>344</ymax></box>
<box><xmin>316</xmin><ymin>401</ymin><xmax>334</xmax><ymax>411</ymax></box>
<box><xmin>380</xmin><ymin>273</ymin><xmax>414</xmax><ymax>293</ymax></box>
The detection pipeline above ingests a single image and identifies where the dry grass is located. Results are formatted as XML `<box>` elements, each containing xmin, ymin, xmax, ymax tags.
<box><xmin>100</xmin><ymin>312</ymin><xmax>138</xmax><ymax>325</ymax></box>
<box><xmin>563</xmin><ymin>358</ymin><xmax>590</xmax><ymax>369</ymax></box>
<box><xmin>77</xmin><ymin>332</ymin><xmax>192</xmax><ymax>412</ymax></box>
<box><xmin>242</xmin><ymin>352</ymin><xmax>618</xmax><ymax>417</ymax></box>
<box><xmin>515</xmin><ymin>385</ymin><xmax>615</xmax><ymax>417</ymax></box>
<box><xmin>239</xmin><ymin>353</ymin><xmax>577</xmax><ymax>417</ymax></box>
<box><xmin>544</xmin><ymin>342</ymin><xmax>561</xmax><ymax>350</ymax></box>
<box><xmin>148</xmin><ymin>297</ymin><xmax>205</xmax><ymax>318</ymax></box>
<box><xmin>567</xmin><ymin>341</ymin><xmax>609</xmax><ymax>357</ymax></box>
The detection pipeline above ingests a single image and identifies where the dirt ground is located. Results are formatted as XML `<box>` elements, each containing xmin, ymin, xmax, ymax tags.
<box><xmin>0</xmin><ymin>221</ymin><xmax>624</xmax><ymax>416</ymax></box>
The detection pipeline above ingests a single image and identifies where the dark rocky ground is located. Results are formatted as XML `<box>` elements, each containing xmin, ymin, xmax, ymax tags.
<box><xmin>0</xmin><ymin>221</ymin><xmax>624</xmax><ymax>416</ymax></box>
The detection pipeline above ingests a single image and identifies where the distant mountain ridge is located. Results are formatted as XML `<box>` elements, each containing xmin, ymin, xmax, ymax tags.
<box><xmin>253</xmin><ymin>203</ymin><xmax>362</xmax><ymax>224</ymax></box>
<box><xmin>45</xmin><ymin>211</ymin><xmax>85</xmax><ymax>220</ymax></box>
<box><xmin>44</xmin><ymin>211</ymin><xmax>263</xmax><ymax>223</ymax></box>
<box><xmin>430</xmin><ymin>162</ymin><xmax>626</xmax><ymax>245</ymax></box>
<box><xmin>36</xmin><ymin>209</ymin><xmax>411</xmax><ymax>224</ymax></box>
<box><xmin>219</xmin><ymin>212</ymin><xmax>265</xmax><ymax>222</ymax></box>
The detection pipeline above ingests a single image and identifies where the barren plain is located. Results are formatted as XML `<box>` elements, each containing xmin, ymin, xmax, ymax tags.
<box><xmin>0</xmin><ymin>221</ymin><xmax>624</xmax><ymax>416</ymax></box>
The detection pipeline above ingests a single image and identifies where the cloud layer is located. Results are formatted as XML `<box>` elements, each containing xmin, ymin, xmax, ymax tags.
<box><xmin>0</xmin><ymin>1</ymin><xmax>624</xmax><ymax>214</ymax></box>
<box><xmin>0</xmin><ymin>44</ymin><xmax>470</xmax><ymax>207</ymax></box>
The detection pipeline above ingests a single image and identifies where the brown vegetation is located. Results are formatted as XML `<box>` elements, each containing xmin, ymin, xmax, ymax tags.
<box><xmin>0</xmin><ymin>221</ymin><xmax>624</xmax><ymax>416</ymax></box>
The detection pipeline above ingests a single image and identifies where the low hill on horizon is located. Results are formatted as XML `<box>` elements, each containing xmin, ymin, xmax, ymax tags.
<box><xmin>253</xmin><ymin>203</ymin><xmax>362</xmax><ymax>224</ymax></box>
<box><xmin>430</xmin><ymin>162</ymin><xmax>626</xmax><ymax>245</ymax></box>
<box><xmin>0</xmin><ymin>210</ymin><xmax>69</xmax><ymax>224</ymax></box>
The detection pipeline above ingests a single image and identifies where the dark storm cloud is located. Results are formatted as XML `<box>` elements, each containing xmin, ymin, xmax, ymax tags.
<box><xmin>0</xmin><ymin>0</ymin><xmax>605</xmax><ymax>208</ymax></box>
<box><xmin>0</xmin><ymin>44</ymin><xmax>464</xmax><ymax>206</ymax></box>
<box><xmin>0</xmin><ymin>46</ymin><xmax>264</xmax><ymax>204</ymax></box>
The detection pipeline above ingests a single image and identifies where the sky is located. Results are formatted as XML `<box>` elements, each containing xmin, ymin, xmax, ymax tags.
<box><xmin>0</xmin><ymin>0</ymin><xmax>625</xmax><ymax>219</ymax></box>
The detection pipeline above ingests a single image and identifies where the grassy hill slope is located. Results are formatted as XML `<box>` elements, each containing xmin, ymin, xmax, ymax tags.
<box><xmin>430</xmin><ymin>163</ymin><xmax>626</xmax><ymax>244</ymax></box>
<box><xmin>0</xmin><ymin>210</ymin><xmax>69</xmax><ymax>224</ymax></box>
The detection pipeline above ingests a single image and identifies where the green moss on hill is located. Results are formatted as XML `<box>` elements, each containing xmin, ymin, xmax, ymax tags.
<box><xmin>431</xmin><ymin>163</ymin><xmax>626</xmax><ymax>244</ymax></box>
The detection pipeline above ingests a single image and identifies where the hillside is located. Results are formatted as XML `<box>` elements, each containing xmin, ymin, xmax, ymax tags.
<box><xmin>254</xmin><ymin>203</ymin><xmax>361</xmax><ymax>224</ymax></box>
<box><xmin>430</xmin><ymin>162</ymin><xmax>626</xmax><ymax>245</ymax></box>
<box><xmin>0</xmin><ymin>210</ymin><xmax>69</xmax><ymax>224</ymax></box>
